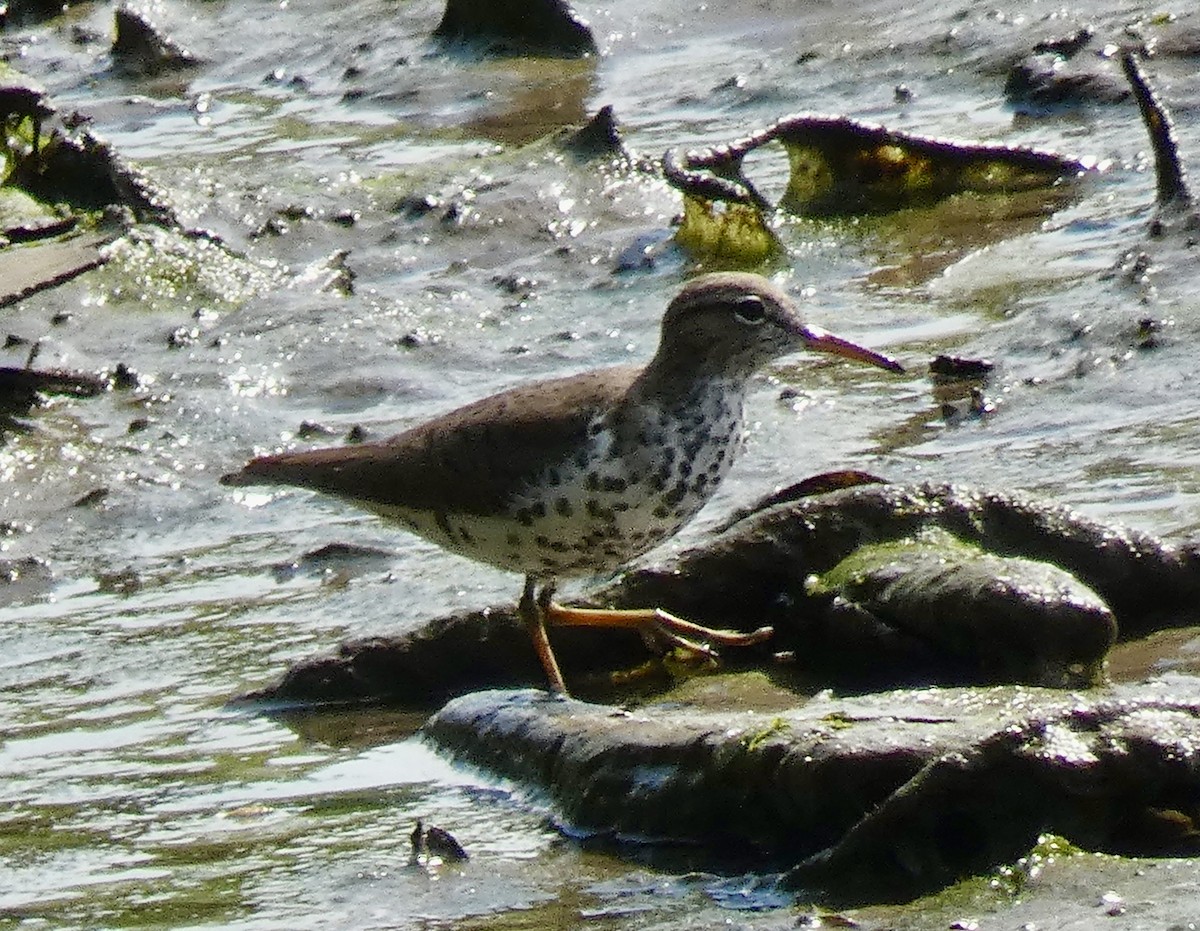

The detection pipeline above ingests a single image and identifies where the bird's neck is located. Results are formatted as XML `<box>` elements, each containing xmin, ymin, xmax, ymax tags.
<box><xmin>628</xmin><ymin>351</ymin><xmax>755</xmax><ymax>412</ymax></box>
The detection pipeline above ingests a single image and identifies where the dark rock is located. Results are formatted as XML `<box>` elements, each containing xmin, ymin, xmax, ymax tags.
<box><xmin>786</xmin><ymin>682</ymin><xmax>1200</xmax><ymax>903</ymax></box>
<box><xmin>0</xmin><ymin>366</ymin><xmax>106</xmax><ymax>418</ymax></box>
<box><xmin>1004</xmin><ymin>52</ymin><xmax>1130</xmax><ymax>109</ymax></box>
<box><xmin>808</xmin><ymin>532</ymin><xmax>1116</xmax><ymax>687</ymax></box>
<box><xmin>270</xmin><ymin>541</ymin><xmax>395</xmax><ymax>583</ymax></box>
<box><xmin>111</xmin><ymin>7</ymin><xmax>201</xmax><ymax>76</ymax></box>
<box><xmin>14</xmin><ymin>130</ymin><xmax>177</xmax><ymax>223</ymax></box>
<box><xmin>296</xmin><ymin>420</ymin><xmax>337</xmax><ymax>439</ymax></box>
<box><xmin>423</xmin><ymin>679</ymin><xmax>1200</xmax><ymax>902</ymax></box>
<box><xmin>394</xmin><ymin>193</ymin><xmax>442</xmax><ymax>217</ymax></box>
<box><xmin>111</xmin><ymin>362</ymin><xmax>139</xmax><ymax>390</ymax></box>
<box><xmin>238</xmin><ymin>610</ymin><xmax>649</xmax><ymax>707</ymax></box>
<box><xmin>1031</xmin><ymin>26</ymin><xmax>1094</xmax><ymax>59</ymax></box>
<box><xmin>562</xmin><ymin>105</ymin><xmax>628</xmax><ymax>161</ymax></box>
<box><xmin>433</xmin><ymin>0</ymin><xmax>597</xmax><ymax>57</ymax></box>
<box><xmin>929</xmin><ymin>354</ymin><xmax>994</xmax><ymax>381</ymax></box>
<box><xmin>0</xmin><ymin>556</ymin><xmax>53</xmax><ymax>607</ymax></box>
<box><xmin>1</xmin><ymin>0</ymin><xmax>82</xmax><ymax>27</ymax></box>
<box><xmin>615</xmin><ymin>482</ymin><xmax>1200</xmax><ymax>643</ymax></box>
<box><xmin>0</xmin><ymin>79</ymin><xmax>55</xmax><ymax>156</ymax></box>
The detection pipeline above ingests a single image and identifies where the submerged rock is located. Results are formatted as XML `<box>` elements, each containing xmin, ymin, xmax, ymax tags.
<box><xmin>562</xmin><ymin>105</ymin><xmax>628</xmax><ymax>161</ymax></box>
<box><xmin>1</xmin><ymin>0</ymin><xmax>83</xmax><ymax>27</ymax></box>
<box><xmin>433</xmin><ymin>0</ymin><xmax>597</xmax><ymax>57</ymax></box>
<box><xmin>1004</xmin><ymin>50</ymin><xmax>1130</xmax><ymax>110</ymax></box>
<box><xmin>0</xmin><ymin>556</ymin><xmax>54</xmax><ymax>607</ymax></box>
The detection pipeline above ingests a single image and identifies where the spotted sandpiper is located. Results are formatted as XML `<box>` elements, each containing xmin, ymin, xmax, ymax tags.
<box><xmin>222</xmin><ymin>272</ymin><xmax>903</xmax><ymax>693</ymax></box>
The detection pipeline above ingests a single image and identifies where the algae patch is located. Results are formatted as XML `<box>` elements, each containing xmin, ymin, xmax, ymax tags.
<box><xmin>98</xmin><ymin>226</ymin><xmax>287</xmax><ymax>310</ymax></box>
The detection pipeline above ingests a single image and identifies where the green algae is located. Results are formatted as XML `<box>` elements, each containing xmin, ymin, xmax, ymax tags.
<box><xmin>673</xmin><ymin>194</ymin><xmax>782</xmax><ymax>266</ymax></box>
<box><xmin>96</xmin><ymin>226</ymin><xmax>287</xmax><ymax>311</ymax></box>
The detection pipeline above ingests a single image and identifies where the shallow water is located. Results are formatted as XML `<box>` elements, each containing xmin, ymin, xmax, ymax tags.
<box><xmin>4</xmin><ymin>0</ymin><xmax>1200</xmax><ymax>927</ymax></box>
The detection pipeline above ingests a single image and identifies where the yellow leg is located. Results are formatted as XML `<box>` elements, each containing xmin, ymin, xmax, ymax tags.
<box><xmin>538</xmin><ymin>586</ymin><xmax>773</xmax><ymax>656</ymax></box>
<box><xmin>519</xmin><ymin>576</ymin><xmax>568</xmax><ymax>695</ymax></box>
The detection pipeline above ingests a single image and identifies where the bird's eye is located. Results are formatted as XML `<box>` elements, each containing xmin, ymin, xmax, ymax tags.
<box><xmin>732</xmin><ymin>295</ymin><xmax>766</xmax><ymax>326</ymax></box>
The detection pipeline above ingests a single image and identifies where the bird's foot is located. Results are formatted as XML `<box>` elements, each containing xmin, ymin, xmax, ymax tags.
<box><xmin>540</xmin><ymin>597</ymin><xmax>774</xmax><ymax>663</ymax></box>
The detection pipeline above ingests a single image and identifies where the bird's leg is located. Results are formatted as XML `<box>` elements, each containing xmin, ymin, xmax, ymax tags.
<box><xmin>538</xmin><ymin>590</ymin><xmax>773</xmax><ymax>660</ymax></box>
<box><xmin>519</xmin><ymin>575</ymin><xmax>569</xmax><ymax>694</ymax></box>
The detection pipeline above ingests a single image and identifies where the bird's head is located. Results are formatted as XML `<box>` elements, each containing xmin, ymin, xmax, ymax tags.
<box><xmin>654</xmin><ymin>272</ymin><xmax>903</xmax><ymax>381</ymax></box>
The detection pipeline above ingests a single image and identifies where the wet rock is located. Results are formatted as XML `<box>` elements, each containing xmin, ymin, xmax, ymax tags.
<box><xmin>111</xmin><ymin>362</ymin><xmax>139</xmax><ymax>389</ymax></box>
<box><xmin>1004</xmin><ymin>52</ymin><xmax>1130</xmax><ymax>110</ymax></box>
<box><xmin>1</xmin><ymin>0</ymin><xmax>81</xmax><ymax>27</ymax></box>
<box><xmin>929</xmin><ymin>354</ymin><xmax>995</xmax><ymax>381</ymax></box>
<box><xmin>393</xmin><ymin>193</ymin><xmax>442</xmax><ymax>218</ymax></box>
<box><xmin>239</xmin><ymin>611</ymin><xmax>641</xmax><ymax>707</ymax></box>
<box><xmin>786</xmin><ymin>681</ymin><xmax>1200</xmax><ymax>904</ymax></box>
<box><xmin>613</xmin><ymin>482</ymin><xmax>1200</xmax><ymax>647</ymax></box>
<box><xmin>1031</xmin><ymin>26</ymin><xmax>1095</xmax><ymax>59</ymax></box>
<box><xmin>0</xmin><ymin>556</ymin><xmax>53</xmax><ymax>607</ymax></box>
<box><xmin>14</xmin><ymin>131</ymin><xmax>176</xmax><ymax>224</ymax></box>
<box><xmin>0</xmin><ymin>366</ymin><xmax>107</xmax><ymax>419</ymax></box>
<box><xmin>270</xmin><ymin>541</ymin><xmax>395</xmax><ymax>583</ymax></box>
<box><xmin>410</xmin><ymin>819</ymin><xmax>469</xmax><ymax>863</ymax></box>
<box><xmin>296</xmin><ymin>420</ymin><xmax>338</xmax><ymax>439</ymax></box>
<box><xmin>433</xmin><ymin>0</ymin><xmax>597</xmax><ymax>57</ymax></box>
<box><xmin>0</xmin><ymin>79</ymin><xmax>55</xmax><ymax>156</ymax></box>
<box><xmin>111</xmin><ymin>7</ymin><xmax>201</xmax><ymax>76</ymax></box>
<box><xmin>423</xmin><ymin>678</ymin><xmax>1200</xmax><ymax>903</ymax></box>
<box><xmin>0</xmin><ymin>232</ymin><xmax>111</xmax><ymax>310</ymax></box>
<box><xmin>562</xmin><ymin>105</ymin><xmax>628</xmax><ymax>161</ymax></box>
<box><xmin>807</xmin><ymin>531</ymin><xmax>1116</xmax><ymax>687</ymax></box>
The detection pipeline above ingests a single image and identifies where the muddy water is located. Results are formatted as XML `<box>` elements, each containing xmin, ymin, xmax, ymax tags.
<box><xmin>4</xmin><ymin>0</ymin><xmax>1200</xmax><ymax>926</ymax></box>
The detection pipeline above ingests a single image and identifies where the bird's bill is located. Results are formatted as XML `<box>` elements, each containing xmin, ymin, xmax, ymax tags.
<box><xmin>798</xmin><ymin>324</ymin><xmax>904</xmax><ymax>373</ymax></box>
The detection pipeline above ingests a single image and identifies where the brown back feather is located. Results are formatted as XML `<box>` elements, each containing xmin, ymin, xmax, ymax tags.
<box><xmin>222</xmin><ymin>365</ymin><xmax>640</xmax><ymax>516</ymax></box>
